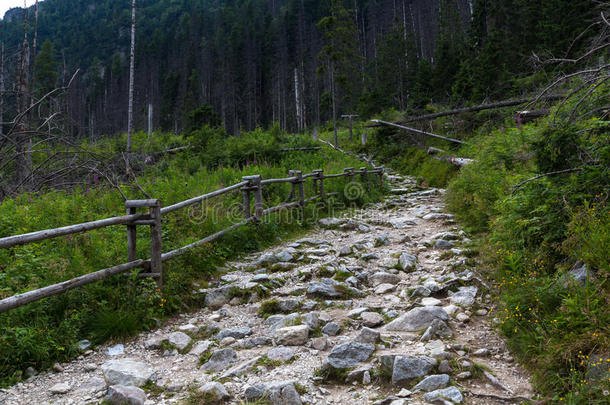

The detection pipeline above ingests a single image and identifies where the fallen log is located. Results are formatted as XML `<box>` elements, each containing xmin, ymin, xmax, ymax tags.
<box><xmin>516</xmin><ymin>109</ymin><xmax>549</xmax><ymax>123</ymax></box>
<box><xmin>367</xmin><ymin>95</ymin><xmax>564</xmax><ymax>127</ymax></box>
<box><xmin>427</xmin><ymin>147</ymin><xmax>474</xmax><ymax>167</ymax></box>
<box><xmin>279</xmin><ymin>147</ymin><xmax>321</xmax><ymax>152</ymax></box>
<box><xmin>370</xmin><ymin>119</ymin><xmax>467</xmax><ymax>145</ymax></box>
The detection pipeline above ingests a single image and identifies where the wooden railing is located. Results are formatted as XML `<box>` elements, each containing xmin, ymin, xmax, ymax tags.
<box><xmin>0</xmin><ymin>166</ymin><xmax>384</xmax><ymax>313</ymax></box>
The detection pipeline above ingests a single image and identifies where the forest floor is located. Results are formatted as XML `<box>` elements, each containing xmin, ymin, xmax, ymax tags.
<box><xmin>0</xmin><ymin>171</ymin><xmax>535</xmax><ymax>405</ymax></box>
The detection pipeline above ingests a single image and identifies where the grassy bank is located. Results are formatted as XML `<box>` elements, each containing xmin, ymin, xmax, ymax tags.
<box><xmin>444</xmin><ymin>90</ymin><xmax>609</xmax><ymax>402</ymax></box>
<box><xmin>0</xmin><ymin>128</ymin><xmax>384</xmax><ymax>386</ymax></box>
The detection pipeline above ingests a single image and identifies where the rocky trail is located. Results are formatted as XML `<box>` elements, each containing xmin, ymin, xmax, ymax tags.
<box><xmin>0</xmin><ymin>172</ymin><xmax>535</xmax><ymax>405</ymax></box>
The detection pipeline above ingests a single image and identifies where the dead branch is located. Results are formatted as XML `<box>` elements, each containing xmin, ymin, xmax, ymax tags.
<box><xmin>125</xmin><ymin>156</ymin><xmax>152</xmax><ymax>199</ymax></box>
<box><xmin>7</xmin><ymin>69</ymin><xmax>79</xmax><ymax>135</ymax></box>
<box><xmin>568</xmin><ymin>74</ymin><xmax>610</xmax><ymax>121</ymax></box>
<box><xmin>512</xmin><ymin>168</ymin><xmax>585</xmax><ymax>192</ymax></box>
<box><xmin>534</xmin><ymin>42</ymin><xmax>610</xmax><ymax>65</ymax></box>
<box><xmin>86</xmin><ymin>166</ymin><xmax>128</xmax><ymax>201</ymax></box>
<box><xmin>529</xmin><ymin>64</ymin><xmax>610</xmax><ymax>109</ymax></box>
<box><xmin>463</xmin><ymin>390</ymin><xmax>537</xmax><ymax>404</ymax></box>
<box><xmin>602</xmin><ymin>11</ymin><xmax>610</xmax><ymax>27</ymax></box>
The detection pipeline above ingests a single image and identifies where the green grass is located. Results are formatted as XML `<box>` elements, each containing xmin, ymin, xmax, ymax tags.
<box><xmin>258</xmin><ymin>299</ymin><xmax>282</xmax><ymax>318</ymax></box>
<box><xmin>443</xmin><ymin>87</ymin><xmax>610</xmax><ymax>403</ymax></box>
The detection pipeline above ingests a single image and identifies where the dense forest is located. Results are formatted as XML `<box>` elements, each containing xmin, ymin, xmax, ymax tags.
<box><xmin>0</xmin><ymin>0</ymin><xmax>597</xmax><ymax>138</ymax></box>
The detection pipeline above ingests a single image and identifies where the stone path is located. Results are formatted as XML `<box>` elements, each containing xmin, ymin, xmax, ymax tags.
<box><xmin>0</xmin><ymin>172</ymin><xmax>535</xmax><ymax>405</ymax></box>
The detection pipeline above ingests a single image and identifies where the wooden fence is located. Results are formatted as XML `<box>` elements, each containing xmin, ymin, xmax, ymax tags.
<box><xmin>0</xmin><ymin>166</ymin><xmax>383</xmax><ymax>313</ymax></box>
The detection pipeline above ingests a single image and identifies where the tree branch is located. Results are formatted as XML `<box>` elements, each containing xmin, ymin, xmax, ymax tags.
<box><xmin>512</xmin><ymin>168</ymin><xmax>585</xmax><ymax>193</ymax></box>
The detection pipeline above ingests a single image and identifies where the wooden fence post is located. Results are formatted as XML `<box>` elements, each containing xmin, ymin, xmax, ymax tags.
<box><xmin>149</xmin><ymin>200</ymin><xmax>163</xmax><ymax>286</ymax></box>
<box><xmin>242</xmin><ymin>176</ymin><xmax>252</xmax><ymax>219</ymax></box>
<box><xmin>253</xmin><ymin>175</ymin><xmax>264</xmax><ymax>221</ymax></box>
<box><xmin>378</xmin><ymin>167</ymin><xmax>384</xmax><ymax>186</ymax></box>
<box><xmin>126</xmin><ymin>205</ymin><xmax>137</xmax><ymax>262</ymax></box>
<box><xmin>313</xmin><ymin>169</ymin><xmax>324</xmax><ymax>200</ymax></box>
<box><xmin>360</xmin><ymin>167</ymin><xmax>368</xmax><ymax>187</ymax></box>
<box><xmin>288</xmin><ymin>170</ymin><xmax>296</xmax><ymax>201</ymax></box>
<box><xmin>126</xmin><ymin>199</ymin><xmax>163</xmax><ymax>286</ymax></box>
<box><xmin>295</xmin><ymin>170</ymin><xmax>305</xmax><ymax>219</ymax></box>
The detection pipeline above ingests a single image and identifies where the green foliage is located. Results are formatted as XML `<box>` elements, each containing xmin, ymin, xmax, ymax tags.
<box><xmin>258</xmin><ymin>299</ymin><xmax>281</xmax><ymax>318</ymax></box>
<box><xmin>33</xmin><ymin>39</ymin><xmax>59</xmax><ymax>98</ymax></box>
<box><xmin>445</xmin><ymin>86</ymin><xmax>610</xmax><ymax>400</ymax></box>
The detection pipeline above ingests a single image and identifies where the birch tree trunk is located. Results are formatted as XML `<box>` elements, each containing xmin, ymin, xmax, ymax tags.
<box><xmin>294</xmin><ymin>67</ymin><xmax>302</xmax><ymax>131</ymax></box>
<box><xmin>330</xmin><ymin>63</ymin><xmax>337</xmax><ymax>147</ymax></box>
<box><xmin>126</xmin><ymin>0</ymin><xmax>136</xmax><ymax>169</ymax></box>
<box><xmin>15</xmin><ymin>5</ymin><xmax>31</xmax><ymax>187</ymax></box>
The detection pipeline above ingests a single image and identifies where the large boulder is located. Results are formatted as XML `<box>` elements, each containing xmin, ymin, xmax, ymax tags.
<box><xmin>276</xmin><ymin>325</ymin><xmax>309</xmax><ymax>346</ymax></box>
<box><xmin>369</xmin><ymin>272</ymin><xmax>400</xmax><ymax>286</ymax></box>
<box><xmin>200</xmin><ymin>348</ymin><xmax>238</xmax><ymax>372</ymax></box>
<box><xmin>215</xmin><ymin>327</ymin><xmax>252</xmax><ymax>340</ymax></box>
<box><xmin>385</xmin><ymin>307</ymin><xmax>448</xmax><ymax>332</ymax></box>
<box><xmin>398</xmin><ymin>253</ymin><xmax>417</xmax><ymax>271</ymax></box>
<box><xmin>204</xmin><ymin>285</ymin><xmax>234</xmax><ymax>309</ymax></box>
<box><xmin>391</xmin><ymin>356</ymin><xmax>436</xmax><ymax>385</ymax></box>
<box><xmin>448</xmin><ymin>286</ymin><xmax>478</xmax><ymax>307</ymax></box>
<box><xmin>412</xmin><ymin>374</ymin><xmax>450</xmax><ymax>392</ymax></box>
<box><xmin>101</xmin><ymin>359</ymin><xmax>153</xmax><ymax>387</ymax></box>
<box><xmin>105</xmin><ymin>385</ymin><xmax>147</xmax><ymax>405</ymax></box>
<box><xmin>422</xmin><ymin>386</ymin><xmax>463</xmax><ymax>403</ymax></box>
<box><xmin>245</xmin><ymin>381</ymin><xmax>302</xmax><ymax>405</ymax></box>
<box><xmin>197</xmin><ymin>382</ymin><xmax>231</xmax><ymax>402</ymax></box>
<box><xmin>354</xmin><ymin>327</ymin><xmax>381</xmax><ymax>344</ymax></box>
<box><xmin>167</xmin><ymin>332</ymin><xmax>191</xmax><ymax>351</ymax></box>
<box><xmin>328</xmin><ymin>342</ymin><xmax>375</xmax><ymax>369</ymax></box>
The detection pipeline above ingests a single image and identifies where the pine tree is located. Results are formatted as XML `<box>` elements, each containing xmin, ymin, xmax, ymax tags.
<box><xmin>317</xmin><ymin>0</ymin><xmax>361</xmax><ymax>146</ymax></box>
<box><xmin>33</xmin><ymin>39</ymin><xmax>58</xmax><ymax>99</ymax></box>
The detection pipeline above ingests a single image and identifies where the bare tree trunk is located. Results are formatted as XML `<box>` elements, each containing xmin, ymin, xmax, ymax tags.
<box><xmin>126</xmin><ymin>0</ymin><xmax>136</xmax><ymax>169</ymax></box>
<box><xmin>294</xmin><ymin>67</ymin><xmax>302</xmax><ymax>131</ymax></box>
<box><xmin>15</xmin><ymin>4</ymin><xmax>31</xmax><ymax>186</ymax></box>
<box><xmin>330</xmin><ymin>63</ymin><xmax>337</xmax><ymax>147</ymax></box>
<box><xmin>0</xmin><ymin>43</ymin><xmax>4</xmax><ymax>138</ymax></box>
<box><xmin>147</xmin><ymin>103</ymin><xmax>153</xmax><ymax>140</ymax></box>
<box><xmin>29</xmin><ymin>0</ymin><xmax>39</xmax><ymax>109</ymax></box>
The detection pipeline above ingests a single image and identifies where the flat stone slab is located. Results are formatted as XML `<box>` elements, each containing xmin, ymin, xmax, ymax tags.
<box><xmin>385</xmin><ymin>307</ymin><xmax>448</xmax><ymax>332</ymax></box>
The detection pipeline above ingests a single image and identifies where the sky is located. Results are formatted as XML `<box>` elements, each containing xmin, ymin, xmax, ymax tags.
<box><xmin>0</xmin><ymin>0</ymin><xmax>40</xmax><ymax>19</ymax></box>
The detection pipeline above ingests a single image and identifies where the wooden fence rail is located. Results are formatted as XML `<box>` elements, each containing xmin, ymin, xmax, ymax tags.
<box><xmin>0</xmin><ymin>166</ymin><xmax>384</xmax><ymax>313</ymax></box>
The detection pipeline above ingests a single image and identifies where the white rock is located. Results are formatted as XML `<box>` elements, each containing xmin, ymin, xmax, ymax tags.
<box><xmin>375</xmin><ymin>283</ymin><xmax>396</xmax><ymax>294</ymax></box>
<box><xmin>168</xmin><ymin>332</ymin><xmax>192</xmax><ymax>351</ymax></box>
<box><xmin>101</xmin><ymin>359</ymin><xmax>153</xmax><ymax>387</ymax></box>
<box><xmin>276</xmin><ymin>325</ymin><xmax>309</xmax><ymax>346</ymax></box>
<box><xmin>443</xmin><ymin>304</ymin><xmax>459</xmax><ymax>316</ymax></box>
<box><xmin>421</xmin><ymin>297</ymin><xmax>442</xmax><ymax>306</ymax></box>
<box><xmin>50</xmin><ymin>383</ymin><xmax>71</xmax><ymax>394</ymax></box>
<box><xmin>106</xmin><ymin>344</ymin><xmax>124</xmax><ymax>356</ymax></box>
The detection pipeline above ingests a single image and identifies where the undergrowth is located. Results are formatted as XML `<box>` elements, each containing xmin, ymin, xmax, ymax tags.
<box><xmin>444</xmin><ymin>86</ymin><xmax>610</xmax><ymax>403</ymax></box>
